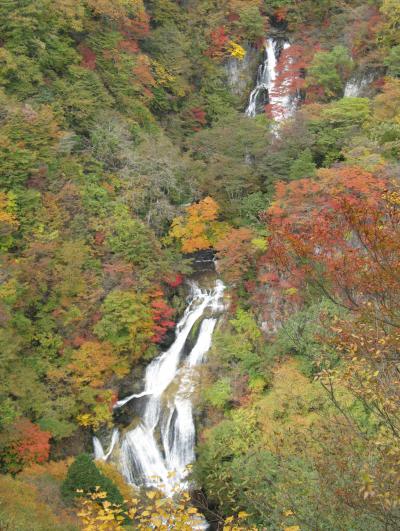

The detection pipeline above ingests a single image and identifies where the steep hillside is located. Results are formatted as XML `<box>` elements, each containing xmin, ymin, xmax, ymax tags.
<box><xmin>0</xmin><ymin>1</ymin><xmax>400</xmax><ymax>529</ymax></box>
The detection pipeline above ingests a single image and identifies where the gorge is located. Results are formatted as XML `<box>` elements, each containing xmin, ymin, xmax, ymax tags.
<box><xmin>1</xmin><ymin>1</ymin><xmax>399</xmax><ymax>530</ymax></box>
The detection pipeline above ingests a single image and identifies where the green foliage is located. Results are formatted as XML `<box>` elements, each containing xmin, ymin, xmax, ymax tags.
<box><xmin>308</xmin><ymin>97</ymin><xmax>371</xmax><ymax>165</ymax></box>
<box><xmin>385</xmin><ymin>46</ymin><xmax>400</xmax><ymax>77</ymax></box>
<box><xmin>209</xmin><ymin>308</ymin><xmax>264</xmax><ymax>378</ymax></box>
<box><xmin>194</xmin><ymin>409</ymin><xmax>274</xmax><ymax>524</ymax></box>
<box><xmin>306</xmin><ymin>45</ymin><xmax>353</xmax><ymax>100</ymax></box>
<box><xmin>203</xmin><ymin>378</ymin><xmax>232</xmax><ymax>410</ymax></box>
<box><xmin>106</xmin><ymin>206</ymin><xmax>161</xmax><ymax>271</ymax></box>
<box><xmin>187</xmin><ymin>113</ymin><xmax>270</xmax><ymax>215</ymax></box>
<box><xmin>94</xmin><ymin>290</ymin><xmax>155</xmax><ymax>360</ymax></box>
<box><xmin>52</xmin><ymin>66</ymin><xmax>113</xmax><ymax>133</ymax></box>
<box><xmin>239</xmin><ymin>192</ymin><xmax>267</xmax><ymax>225</ymax></box>
<box><xmin>236</xmin><ymin>6</ymin><xmax>265</xmax><ymax>42</ymax></box>
<box><xmin>289</xmin><ymin>148</ymin><xmax>317</xmax><ymax>180</ymax></box>
<box><xmin>61</xmin><ymin>454</ymin><xmax>124</xmax><ymax>509</ymax></box>
<box><xmin>270</xmin><ymin>300</ymin><xmax>343</xmax><ymax>376</ymax></box>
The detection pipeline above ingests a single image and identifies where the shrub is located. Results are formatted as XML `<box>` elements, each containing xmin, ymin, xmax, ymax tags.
<box><xmin>61</xmin><ymin>454</ymin><xmax>124</xmax><ymax>508</ymax></box>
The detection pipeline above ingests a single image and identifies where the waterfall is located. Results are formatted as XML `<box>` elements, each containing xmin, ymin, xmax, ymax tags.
<box><xmin>94</xmin><ymin>280</ymin><xmax>225</xmax><ymax>496</ymax></box>
<box><xmin>245</xmin><ymin>38</ymin><xmax>297</xmax><ymax>121</ymax></box>
<box><xmin>93</xmin><ymin>428</ymin><xmax>119</xmax><ymax>461</ymax></box>
<box><xmin>344</xmin><ymin>71</ymin><xmax>375</xmax><ymax>98</ymax></box>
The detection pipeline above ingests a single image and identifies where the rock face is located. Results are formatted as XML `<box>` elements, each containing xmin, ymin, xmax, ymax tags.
<box><xmin>225</xmin><ymin>44</ymin><xmax>262</xmax><ymax>102</ymax></box>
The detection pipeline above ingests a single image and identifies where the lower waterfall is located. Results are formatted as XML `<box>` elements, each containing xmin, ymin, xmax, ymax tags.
<box><xmin>93</xmin><ymin>280</ymin><xmax>225</xmax><ymax>497</ymax></box>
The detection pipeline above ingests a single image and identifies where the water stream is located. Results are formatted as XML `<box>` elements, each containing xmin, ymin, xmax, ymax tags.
<box><xmin>94</xmin><ymin>280</ymin><xmax>225</xmax><ymax>497</ymax></box>
<box><xmin>344</xmin><ymin>71</ymin><xmax>375</xmax><ymax>98</ymax></box>
<box><xmin>245</xmin><ymin>37</ymin><xmax>296</xmax><ymax>121</ymax></box>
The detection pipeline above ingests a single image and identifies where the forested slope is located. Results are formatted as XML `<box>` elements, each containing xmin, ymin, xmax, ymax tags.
<box><xmin>0</xmin><ymin>0</ymin><xmax>400</xmax><ymax>529</ymax></box>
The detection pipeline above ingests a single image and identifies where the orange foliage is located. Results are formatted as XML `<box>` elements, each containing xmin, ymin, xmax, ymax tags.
<box><xmin>258</xmin><ymin>166</ymin><xmax>390</xmax><ymax>323</ymax></box>
<box><xmin>68</xmin><ymin>340</ymin><xmax>128</xmax><ymax>389</ymax></box>
<box><xmin>133</xmin><ymin>54</ymin><xmax>156</xmax><ymax>98</ymax></box>
<box><xmin>0</xmin><ymin>419</ymin><xmax>51</xmax><ymax>473</ymax></box>
<box><xmin>78</xmin><ymin>44</ymin><xmax>97</xmax><ymax>70</ymax></box>
<box><xmin>85</xmin><ymin>0</ymin><xmax>150</xmax><ymax>37</ymax></box>
<box><xmin>20</xmin><ymin>458</ymin><xmax>73</xmax><ymax>482</ymax></box>
<box><xmin>205</xmin><ymin>26</ymin><xmax>229</xmax><ymax>58</ymax></box>
<box><xmin>170</xmin><ymin>197</ymin><xmax>227</xmax><ymax>253</ymax></box>
<box><xmin>216</xmin><ymin>227</ymin><xmax>256</xmax><ymax>283</ymax></box>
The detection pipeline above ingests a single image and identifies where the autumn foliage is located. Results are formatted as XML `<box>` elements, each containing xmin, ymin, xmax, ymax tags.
<box><xmin>0</xmin><ymin>418</ymin><xmax>51</xmax><ymax>473</ymax></box>
<box><xmin>170</xmin><ymin>197</ymin><xmax>228</xmax><ymax>253</ymax></box>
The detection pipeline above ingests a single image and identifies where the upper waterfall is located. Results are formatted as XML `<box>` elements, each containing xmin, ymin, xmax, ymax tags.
<box><xmin>245</xmin><ymin>37</ymin><xmax>297</xmax><ymax>122</ymax></box>
<box><xmin>93</xmin><ymin>280</ymin><xmax>226</xmax><ymax>496</ymax></box>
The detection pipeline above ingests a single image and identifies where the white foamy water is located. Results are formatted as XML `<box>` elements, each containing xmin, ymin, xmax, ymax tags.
<box><xmin>246</xmin><ymin>38</ymin><xmax>297</xmax><ymax>121</ymax></box>
<box><xmin>93</xmin><ymin>280</ymin><xmax>225</xmax><ymax>496</ymax></box>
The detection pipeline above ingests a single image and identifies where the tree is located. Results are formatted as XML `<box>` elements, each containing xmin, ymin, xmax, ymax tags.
<box><xmin>77</xmin><ymin>487</ymin><xmax>255</xmax><ymax>530</ymax></box>
<box><xmin>380</xmin><ymin>0</ymin><xmax>400</xmax><ymax>47</ymax></box>
<box><xmin>235</xmin><ymin>5</ymin><xmax>265</xmax><ymax>42</ymax></box>
<box><xmin>94</xmin><ymin>290</ymin><xmax>156</xmax><ymax>360</ymax></box>
<box><xmin>306</xmin><ymin>46</ymin><xmax>353</xmax><ymax>101</ymax></box>
<box><xmin>0</xmin><ymin>418</ymin><xmax>51</xmax><ymax>474</ymax></box>
<box><xmin>62</xmin><ymin>454</ymin><xmax>125</xmax><ymax>509</ymax></box>
<box><xmin>384</xmin><ymin>45</ymin><xmax>400</xmax><ymax>77</ymax></box>
<box><xmin>215</xmin><ymin>227</ymin><xmax>256</xmax><ymax>283</ymax></box>
<box><xmin>288</xmin><ymin>149</ymin><xmax>316</xmax><ymax>180</ymax></box>
<box><xmin>169</xmin><ymin>197</ymin><xmax>228</xmax><ymax>253</ymax></box>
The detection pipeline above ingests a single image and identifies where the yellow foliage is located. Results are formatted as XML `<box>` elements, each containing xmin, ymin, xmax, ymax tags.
<box><xmin>152</xmin><ymin>60</ymin><xmax>176</xmax><ymax>85</ymax></box>
<box><xmin>257</xmin><ymin>359</ymin><xmax>328</xmax><ymax>452</ymax></box>
<box><xmin>0</xmin><ymin>475</ymin><xmax>73</xmax><ymax>531</ymax></box>
<box><xmin>76</xmin><ymin>391</ymin><xmax>115</xmax><ymax>430</ymax></box>
<box><xmin>20</xmin><ymin>458</ymin><xmax>73</xmax><ymax>482</ymax></box>
<box><xmin>169</xmin><ymin>196</ymin><xmax>229</xmax><ymax>253</ymax></box>
<box><xmin>95</xmin><ymin>461</ymin><xmax>135</xmax><ymax>502</ymax></box>
<box><xmin>0</xmin><ymin>191</ymin><xmax>18</xmax><ymax>232</ymax></box>
<box><xmin>68</xmin><ymin>341</ymin><xmax>128</xmax><ymax>390</ymax></box>
<box><xmin>85</xmin><ymin>0</ymin><xmax>146</xmax><ymax>21</ymax></box>
<box><xmin>54</xmin><ymin>0</ymin><xmax>85</xmax><ymax>31</ymax></box>
<box><xmin>228</xmin><ymin>41</ymin><xmax>246</xmax><ymax>60</ymax></box>
<box><xmin>77</xmin><ymin>487</ymin><xmax>258</xmax><ymax>531</ymax></box>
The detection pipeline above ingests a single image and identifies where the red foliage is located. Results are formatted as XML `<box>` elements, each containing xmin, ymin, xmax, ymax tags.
<box><xmin>190</xmin><ymin>107</ymin><xmax>207</xmax><ymax>131</ymax></box>
<box><xmin>110</xmin><ymin>392</ymin><xmax>118</xmax><ymax>409</ymax></box>
<box><xmin>227</xmin><ymin>13</ymin><xmax>240</xmax><ymax>23</ymax></box>
<box><xmin>122</xmin><ymin>12</ymin><xmax>150</xmax><ymax>39</ymax></box>
<box><xmin>12</xmin><ymin>419</ymin><xmax>51</xmax><ymax>467</ymax></box>
<box><xmin>78</xmin><ymin>44</ymin><xmax>97</xmax><ymax>70</ymax></box>
<box><xmin>119</xmin><ymin>39</ymin><xmax>139</xmax><ymax>54</ymax></box>
<box><xmin>94</xmin><ymin>232</ymin><xmax>105</xmax><ymax>245</ymax></box>
<box><xmin>274</xmin><ymin>7</ymin><xmax>288</xmax><ymax>22</ymax></box>
<box><xmin>164</xmin><ymin>273</ymin><xmax>184</xmax><ymax>288</ymax></box>
<box><xmin>205</xmin><ymin>26</ymin><xmax>229</xmax><ymax>58</ymax></box>
<box><xmin>149</xmin><ymin>289</ymin><xmax>175</xmax><ymax>343</ymax></box>
<box><xmin>273</xmin><ymin>38</ymin><xmax>318</xmax><ymax>101</ymax></box>
<box><xmin>215</xmin><ymin>227</ymin><xmax>256</xmax><ymax>284</ymax></box>
<box><xmin>255</xmin><ymin>166</ymin><xmax>390</xmax><ymax>329</ymax></box>
<box><xmin>348</xmin><ymin>6</ymin><xmax>382</xmax><ymax>60</ymax></box>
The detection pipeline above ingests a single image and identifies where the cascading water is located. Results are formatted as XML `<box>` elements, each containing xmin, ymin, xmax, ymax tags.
<box><xmin>94</xmin><ymin>280</ymin><xmax>225</xmax><ymax>497</ymax></box>
<box><xmin>245</xmin><ymin>38</ymin><xmax>297</xmax><ymax>121</ymax></box>
<box><xmin>344</xmin><ymin>71</ymin><xmax>375</xmax><ymax>98</ymax></box>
